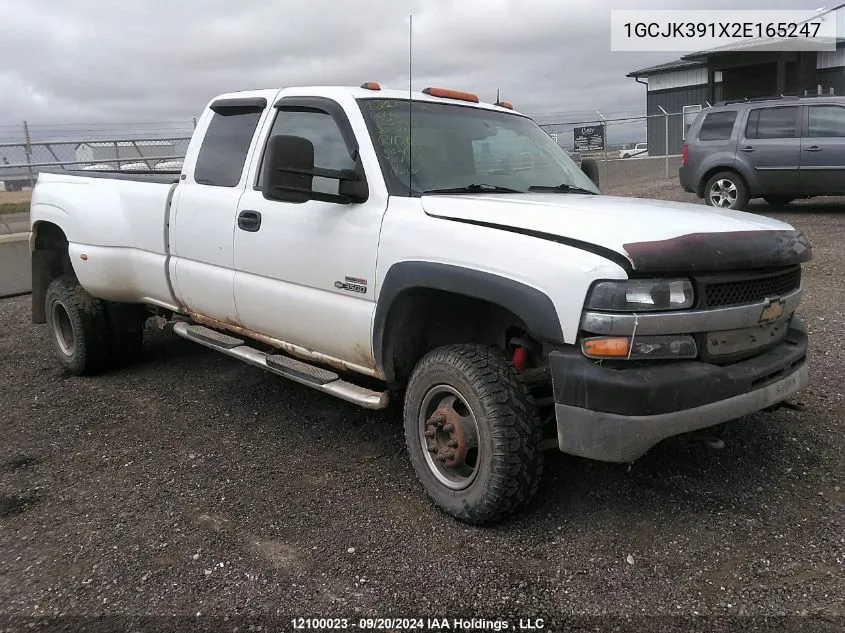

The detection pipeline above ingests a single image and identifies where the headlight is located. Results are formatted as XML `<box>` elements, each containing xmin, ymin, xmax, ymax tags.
<box><xmin>586</xmin><ymin>279</ymin><xmax>694</xmax><ymax>312</ymax></box>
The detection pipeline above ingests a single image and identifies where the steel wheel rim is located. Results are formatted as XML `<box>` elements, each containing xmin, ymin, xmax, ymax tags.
<box><xmin>709</xmin><ymin>179</ymin><xmax>738</xmax><ymax>208</ymax></box>
<box><xmin>51</xmin><ymin>301</ymin><xmax>75</xmax><ymax>357</ymax></box>
<box><xmin>418</xmin><ymin>384</ymin><xmax>481</xmax><ymax>490</ymax></box>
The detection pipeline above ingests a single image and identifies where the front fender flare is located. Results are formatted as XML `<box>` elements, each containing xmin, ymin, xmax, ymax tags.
<box><xmin>372</xmin><ymin>261</ymin><xmax>564</xmax><ymax>373</ymax></box>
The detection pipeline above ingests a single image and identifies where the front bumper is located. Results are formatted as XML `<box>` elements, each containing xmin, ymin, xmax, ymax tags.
<box><xmin>678</xmin><ymin>165</ymin><xmax>695</xmax><ymax>193</ymax></box>
<box><xmin>550</xmin><ymin>319</ymin><xmax>809</xmax><ymax>462</ymax></box>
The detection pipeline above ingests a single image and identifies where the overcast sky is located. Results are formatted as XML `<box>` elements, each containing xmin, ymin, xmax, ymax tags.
<box><xmin>0</xmin><ymin>0</ymin><xmax>833</xmax><ymax>128</ymax></box>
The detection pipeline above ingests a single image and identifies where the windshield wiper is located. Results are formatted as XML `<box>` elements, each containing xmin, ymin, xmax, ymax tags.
<box><xmin>527</xmin><ymin>184</ymin><xmax>597</xmax><ymax>195</ymax></box>
<box><xmin>422</xmin><ymin>183</ymin><xmax>523</xmax><ymax>195</ymax></box>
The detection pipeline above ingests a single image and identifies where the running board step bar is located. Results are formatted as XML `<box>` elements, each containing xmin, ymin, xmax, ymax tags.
<box><xmin>266</xmin><ymin>354</ymin><xmax>338</xmax><ymax>385</ymax></box>
<box><xmin>183</xmin><ymin>325</ymin><xmax>244</xmax><ymax>349</ymax></box>
<box><xmin>173</xmin><ymin>323</ymin><xmax>388</xmax><ymax>410</ymax></box>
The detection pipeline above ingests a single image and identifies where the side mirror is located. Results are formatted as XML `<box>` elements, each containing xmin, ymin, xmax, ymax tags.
<box><xmin>580</xmin><ymin>158</ymin><xmax>600</xmax><ymax>189</ymax></box>
<box><xmin>261</xmin><ymin>134</ymin><xmax>368</xmax><ymax>204</ymax></box>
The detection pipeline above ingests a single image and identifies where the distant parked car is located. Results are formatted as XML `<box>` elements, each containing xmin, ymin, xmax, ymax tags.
<box><xmin>119</xmin><ymin>162</ymin><xmax>152</xmax><ymax>171</ymax></box>
<box><xmin>680</xmin><ymin>95</ymin><xmax>845</xmax><ymax>210</ymax></box>
<box><xmin>154</xmin><ymin>159</ymin><xmax>184</xmax><ymax>171</ymax></box>
<box><xmin>619</xmin><ymin>143</ymin><xmax>648</xmax><ymax>159</ymax></box>
<box><xmin>81</xmin><ymin>163</ymin><xmax>113</xmax><ymax>171</ymax></box>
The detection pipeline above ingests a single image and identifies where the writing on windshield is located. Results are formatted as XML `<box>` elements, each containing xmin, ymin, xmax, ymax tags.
<box><xmin>357</xmin><ymin>98</ymin><xmax>598</xmax><ymax>197</ymax></box>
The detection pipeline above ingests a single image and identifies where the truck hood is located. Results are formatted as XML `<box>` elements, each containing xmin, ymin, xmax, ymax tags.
<box><xmin>421</xmin><ymin>193</ymin><xmax>812</xmax><ymax>273</ymax></box>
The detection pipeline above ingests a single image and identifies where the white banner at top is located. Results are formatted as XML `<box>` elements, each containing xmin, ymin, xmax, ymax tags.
<box><xmin>610</xmin><ymin>10</ymin><xmax>837</xmax><ymax>52</ymax></box>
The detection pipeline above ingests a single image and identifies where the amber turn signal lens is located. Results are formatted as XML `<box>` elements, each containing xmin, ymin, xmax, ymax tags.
<box><xmin>582</xmin><ymin>337</ymin><xmax>630</xmax><ymax>358</ymax></box>
<box><xmin>422</xmin><ymin>87</ymin><xmax>480</xmax><ymax>103</ymax></box>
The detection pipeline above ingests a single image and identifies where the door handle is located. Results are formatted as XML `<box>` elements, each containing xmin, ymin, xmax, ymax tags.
<box><xmin>739</xmin><ymin>146</ymin><xmax>756</xmax><ymax>153</ymax></box>
<box><xmin>237</xmin><ymin>210</ymin><xmax>262</xmax><ymax>232</ymax></box>
<box><xmin>803</xmin><ymin>146</ymin><xmax>822</xmax><ymax>152</ymax></box>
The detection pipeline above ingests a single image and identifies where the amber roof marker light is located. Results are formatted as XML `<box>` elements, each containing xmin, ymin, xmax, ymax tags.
<box><xmin>360</xmin><ymin>82</ymin><xmax>381</xmax><ymax>90</ymax></box>
<box><xmin>422</xmin><ymin>87</ymin><xmax>479</xmax><ymax>103</ymax></box>
<box><xmin>493</xmin><ymin>88</ymin><xmax>514</xmax><ymax>110</ymax></box>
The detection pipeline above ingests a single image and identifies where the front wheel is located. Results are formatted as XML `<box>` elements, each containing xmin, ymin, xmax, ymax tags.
<box><xmin>403</xmin><ymin>344</ymin><xmax>544</xmax><ymax>524</ymax></box>
<box><xmin>704</xmin><ymin>171</ymin><xmax>749</xmax><ymax>210</ymax></box>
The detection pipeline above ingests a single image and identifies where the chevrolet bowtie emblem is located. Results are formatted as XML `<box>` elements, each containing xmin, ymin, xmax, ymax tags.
<box><xmin>759</xmin><ymin>298</ymin><xmax>786</xmax><ymax>324</ymax></box>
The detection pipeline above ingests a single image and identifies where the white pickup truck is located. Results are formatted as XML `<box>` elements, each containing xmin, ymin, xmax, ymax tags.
<box><xmin>29</xmin><ymin>83</ymin><xmax>811</xmax><ymax>523</ymax></box>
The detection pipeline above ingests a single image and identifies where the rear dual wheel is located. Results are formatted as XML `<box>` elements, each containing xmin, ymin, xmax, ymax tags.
<box><xmin>403</xmin><ymin>344</ymin><xmax>545</xmax><ymax>524</ymax></box>
<box><xmin>45</xmin><ymin>274</ymin><xmax>146</xmax><ymax>375</ymax></box>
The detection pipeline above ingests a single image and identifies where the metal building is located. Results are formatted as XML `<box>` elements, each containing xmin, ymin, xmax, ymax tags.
<box><xmin>628</xmin><ymin>4</ymin><xmax>845</xmax><ymax>155</ymax></box>
<box><xmin>75</xmin><ymin>140</ymin><xmax>176</xmax><ymax>166</ymax></box>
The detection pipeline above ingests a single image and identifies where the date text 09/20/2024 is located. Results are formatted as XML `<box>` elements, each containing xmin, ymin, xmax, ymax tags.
<box><xmin>291</xmin><ymin>618</ymin><xmax>545</xmax><ymax>630</ymax></box>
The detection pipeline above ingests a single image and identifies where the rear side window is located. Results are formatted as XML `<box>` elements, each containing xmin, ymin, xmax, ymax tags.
<box><xmin>745</xmin><ymin>107</ymin><xmax>797</xmax><ymax>139</ymax></box>
<box><xmin>808</xmin><ymin>105</ymin><xmax>845</xmax><ymax>137</ymax></box>
<box><xmin>698</xmin><ymin>111</ymin><xmax>737</xmax><ymax>141</ymax></box>
<box><xmin>194</xmin><ymin>108</ymin><xmax>263</xmax><ymax>186</ymax></box>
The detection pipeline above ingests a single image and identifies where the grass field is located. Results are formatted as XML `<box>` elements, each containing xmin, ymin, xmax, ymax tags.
<box><xmin>0</xmin><ymin>202</ymin><xmax>29</xmax><ymax>215</ymax></box>
<box><xmin>0</xmin><ymin>191</ymin><xmax>31</xmax><ymax>215</ymax></box>
<box><xmin>0</xmin><ymin>191</ymin><xmax>32</xmax><ymax>204</ymax></box>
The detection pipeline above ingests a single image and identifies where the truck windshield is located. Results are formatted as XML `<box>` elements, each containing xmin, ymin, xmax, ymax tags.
<box><xmin>357</xmin><ymin>98</ymin><xmax>599</xmax><ymax>196</ymax></box>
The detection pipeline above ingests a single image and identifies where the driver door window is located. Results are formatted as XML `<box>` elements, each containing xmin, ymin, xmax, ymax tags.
<box><xmin>259</xmin><ymin>110</ymin><xmax>355</xmax><ymax>194</ymax></box>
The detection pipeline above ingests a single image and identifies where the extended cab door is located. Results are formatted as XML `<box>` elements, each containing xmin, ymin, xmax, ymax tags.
<box><xmin>737</xmin><ymin>105</ymin><xmax>801</xmax><ymax>195</ymax></box>
<box><xmin>169</xmin><ymin>96</ymin><xmax>272</xmax><ymax>323</ymax></box>
<box><xmin>800</xmin><ymin>102</ymin><xmax>845</xmax><ymax>195</ymax></box>
<box><xmin>232</xmin><ymin>95</ymin><xmax>389</xmax><ymax>372</ymax></box>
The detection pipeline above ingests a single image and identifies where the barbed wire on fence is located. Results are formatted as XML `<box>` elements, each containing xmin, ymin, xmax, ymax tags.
<box><xmin>0</xmin><ymin>120</ymin><xmax>197</xmax><ymax>146</ymax></box>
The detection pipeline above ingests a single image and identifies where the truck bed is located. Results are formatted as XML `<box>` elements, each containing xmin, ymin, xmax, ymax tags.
<box><xmin>41</xmin><ymin>168</ymin><xmax>181</xmax><ymax>185</ymax></box>
<box><xmin>30</xmin><ymin>170</ymin><xmax>179</xmax><ymax>310</ymax></box>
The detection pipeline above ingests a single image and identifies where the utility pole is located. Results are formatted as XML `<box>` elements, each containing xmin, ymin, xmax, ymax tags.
<box><xmin>657</xmin><ymin>106</ymin><xmax>669</xmax><ymax>178</ymax></box>
<box><xmin>596</xmin><ymin>110</ymin><xmax>608</xmax><ymax>187</ymax></box>
<box><xmin>23</xmin><ymin>121</ymin><xmax>34</xmax><ymax>187</ymax></box>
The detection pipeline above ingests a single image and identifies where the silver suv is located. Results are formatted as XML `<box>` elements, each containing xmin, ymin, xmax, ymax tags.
<box><xmin>679</xmin><ymin>95</ymin><xmax>845</xmax><ymax>210</ymax></box>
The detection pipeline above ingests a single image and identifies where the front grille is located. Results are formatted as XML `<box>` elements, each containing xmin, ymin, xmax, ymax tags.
<box><xmin>700</xmin><ymin>267</ymin><xmax>801</xmax><ymax>308</ymax></box>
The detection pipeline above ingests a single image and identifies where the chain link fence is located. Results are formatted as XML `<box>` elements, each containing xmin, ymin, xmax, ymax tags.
<box><xmin>537</xmin><ymin>111</ymin><xmax>688</xmax><ymax>190</ymax></box>
<box><xmin>0</xmin><ymin>120</ymin><xmax>195</xmax><ymax>192</ymax></box>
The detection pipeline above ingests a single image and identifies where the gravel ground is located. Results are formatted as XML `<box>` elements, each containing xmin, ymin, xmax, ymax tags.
<box><xmin>1</xmin><ymin>181</ymin><xmax>843</xmax><ymax>632</ymax></box>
